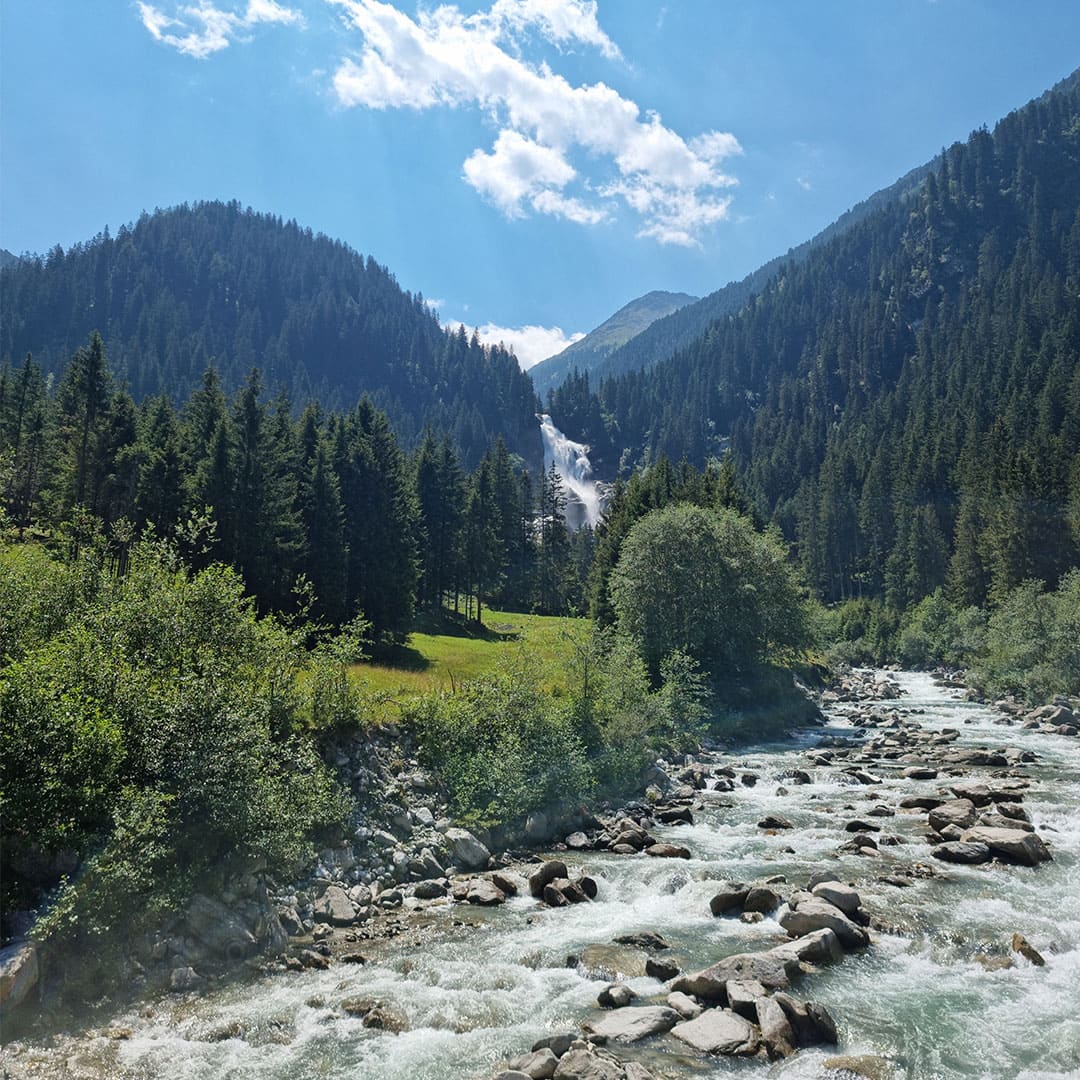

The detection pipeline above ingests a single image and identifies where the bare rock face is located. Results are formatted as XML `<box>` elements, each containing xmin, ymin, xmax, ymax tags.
<box><xmin>959</xmin><ymin>827</ymin><xmax>1051</xmax><ymax>866</ymax></box>
<box><xmin>0</xmin><ymin>942</ymin><xmax>39</xmax><ymax>1009</ymax></box>
<box><xmin>582</xmin><ymin>1005</ymin><xmax>681</xmax><ymax>1043</ymax></box>
<box><xmin>670</xmin><ymin>1008</ymin><xmax>760</xmax><ymax>1055</ymax></box>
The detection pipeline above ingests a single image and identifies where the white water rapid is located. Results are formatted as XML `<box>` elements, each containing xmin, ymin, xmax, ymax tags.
<box><xmin>537</xmin><ymin>414</ymin><xmax>603</xmax><ymax>530</ymax></box>
<box><xmin>6</xmin><ymin>673</ymin><xmax>1079</xmax><ymax>1079</ymax></box>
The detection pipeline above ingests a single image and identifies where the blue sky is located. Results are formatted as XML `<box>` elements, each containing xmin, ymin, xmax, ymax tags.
<box><xmin>3</xmin><ymin>2</ymin><xmax>1080</xmax><ymax>366</ymax></box>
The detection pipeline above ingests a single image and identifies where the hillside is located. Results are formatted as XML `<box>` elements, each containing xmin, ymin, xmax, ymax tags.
<box><xmin>529</xmin><ymin>290</ymin><xmax>697</xmax><ymax>399</ymax></box>
<box><xmin>0</xmin><ymin>202</ymin><xmax>541</xmax><ymax>468</ymax></box>
<box><xmin>580</xmin><ymin>67</ymin><xmax>1080</xmax><ymax>609</ymax></box>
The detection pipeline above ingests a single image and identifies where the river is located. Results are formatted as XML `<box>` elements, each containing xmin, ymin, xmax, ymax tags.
<box><xmin>6</xmin><ymin>673</ymin><xmax>1078</xmax><ymax>1079</ymax></box>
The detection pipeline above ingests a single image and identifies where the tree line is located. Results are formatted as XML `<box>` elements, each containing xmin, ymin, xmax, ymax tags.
<box><xmin>0</xmin><ymin>336</ymin><xmax>594</xmax><ymax>642</ymax></box>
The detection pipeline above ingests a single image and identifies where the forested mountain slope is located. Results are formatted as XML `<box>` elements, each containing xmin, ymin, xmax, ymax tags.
<box><xmin>0</xmin><ymin>202</ymin><xmax>541</xmax><ymax>468</ymax></box>
<box><xmin>530</xmin><ymin>290</ymin><xmax>697</xmax><ymax>399</ymax></box>
<box><xmin>583</xmin><ymin>68</ymin><xmax>1080</xmax><ymax>608</ymax></box>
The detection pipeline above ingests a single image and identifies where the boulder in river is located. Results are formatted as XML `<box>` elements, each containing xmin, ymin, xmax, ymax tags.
<box><xmin>644</xmin><ymin>843</ymin><xmax>691</xmax><ymax>859</ymax></box>
<box><xmin>550</xmin><ymin>1048</ymin><xmax>624</xmax><ymax>1080</ymax></box>
<box><xmin>0</xmin><ymin>942</ymin><xmax>38</xmax><ymax>1009</ymax></box>
<box><xmin>755</xmin><ymin>994</ymin><xmax>796</xmax><ymax>1058</ymax></box>
<box><xmin>928</xmin><ymin>799</ymin><xmax>978</xmax><ymax>833</ymax></box>
<box><xmin>959</xmin><ymin>827</ymin><xmax>1051</xmax><ymax>866</ymax></box>
<box><xmin>1010</xmin><ymin>932</ymin><xmax>1046</xmax><ymax>966</ymax></box>
<box><xmin>467</xmin><ymin>879</ymin><xmax>507</xmax><ymax>906</ymax></box>
<box><xmin>313</xmin><ymin>885</ymin><xmax>358</xmax><ymax>928</ymax></box>
<box><xmin>780</xmin><ymin>893</ymin><xmax>869</xmax><ymax>949</ymax></box>
<box><xmin>507</xmin><ymin>1047</ymin><xmax>560</xmax><ymax>1079</ymax></box>
<box><xmin>932</xmin><ymin>841</ymin><xmax>992</xmax><ymax>864</ymax></box>
<box><xmin>774</xmin><ymin>993</ymin><xmax>838</xmax><ymax>1046</ymax></box>
<box><xmin>583</xmin><ymin>1005</ymin><xmax>681</xmax><ymax>1042</ymax></box>
<box><xmin>597</xmin><ymin>983</ymin><xmax>637</xmax><ymax>1008</ymax></box>
<box><xmin>529</xmin><ymin>860</ymin><xmax>569</xmax><ymax>898</ymax></box>
<box><xmin>757</xmin><ymin>815</ymin><xmax>794</xmax><ymax>830</ymax></box>
<box><xmin>743</xmin><ymin>885</ymin><xmax>783</xmax><ymax>913</ymax></box>
<box><xmin>810</xmin><ymin>881</ymin><xmax>861</xmax><ymax>917</ymax></box>
<box><xmin>670</xmin><ymin>1008</ymin><xmax>760</xmax><ymax>1055</ymax></box>
<box><xmin>672</xmin><ymin>947</ymin><xmax>798</xmax><ymax>999</ymax></box>
<box><xmin>708</xmin><ymin>883</ymin><xmax>750</xmax><ymax>916</ymax></box>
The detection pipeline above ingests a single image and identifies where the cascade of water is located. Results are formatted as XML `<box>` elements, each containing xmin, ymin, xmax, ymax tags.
<box><xmin>537</xmin><ymin>414</ymin><xmax>603</xmax><ymax>530</ymax></box>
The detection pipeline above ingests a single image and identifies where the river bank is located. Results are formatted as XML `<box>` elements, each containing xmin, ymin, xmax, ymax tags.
<box><xmin>2</xmin><ymin>671</ymin><xmax>1077</xmax><ymax>1079</ymax></box>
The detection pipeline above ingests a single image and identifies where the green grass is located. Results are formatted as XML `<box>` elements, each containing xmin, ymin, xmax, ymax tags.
<box><xmin>353</xmin><ymin>608</ymin><xmax>587</xmax><ymax>700</ymax></box>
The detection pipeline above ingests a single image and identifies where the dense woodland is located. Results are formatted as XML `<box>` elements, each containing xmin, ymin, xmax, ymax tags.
<box><xmin>554</xmin><ymin>69</ymin><xmax>1080</xmax><ymax>611</ymax></box>
<box><xmin>0</xmin><ymin>338</ymin><xmax>594</xmax><ymax>642</ymax></box>
<box><xmin>0</xmin><ymin>201</ymin><xmax>542</xmax><ymax>470</ymax></box>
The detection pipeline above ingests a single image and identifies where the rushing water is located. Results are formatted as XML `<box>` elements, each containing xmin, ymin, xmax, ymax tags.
<box><xmin>13</xmin><ymin>674</ymin><xmax>1080</xmax><ymax>1079</ymax></box>
<box><xmin>537</xmin><ymin>413</ymin><xmax>603</xmax><ymax>530</ymax></box>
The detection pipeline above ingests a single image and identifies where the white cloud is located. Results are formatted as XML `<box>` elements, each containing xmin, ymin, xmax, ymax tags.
<box><xmin>329</xmin><ymin>0</ymin><xmax>741</xmax><ymax>245</ymax></box>
<box><xmin>137</xmin><ymin>0</ymin><xmax>303</xmax><ymax>59</ymax></box>
<box><xmin>796</xmin><ymin>176</ymin><xmax>813</xmax><ymax>190</ymax></box>
<box><xmin>448</xmin><ymin>320</ymin><xmax>585</xmax><ymax>369</ymax></box>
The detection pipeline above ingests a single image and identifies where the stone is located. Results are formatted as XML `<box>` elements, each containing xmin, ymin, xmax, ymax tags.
<box><xmin>645</xmin><ymin>956</ymin><xmax>680</xmax><ymax>981</ymax></box>
<box><xmin>810</xmin><ymin>881</ymin><xmax>861</xmax><ymax>917</ymax></box>
<box><xmin>901</xmin><ymin>766</ymin><xmax>938</xmax><ymax>779</ymax></box>
<box><xmin>507</xmin><ymin>1047</ymin><xmax>560</xmax><ymax>1079</ymax></box>
<box><xmin>532</xmin><ymin>1033</ymin><xmax>576</xmax><ymax>1057</ymax></box>
<box><xmin>529</xmin><ymin>860</ymin><xmax>570</xmax><ymax>898</ymax></box>
<box><xmin>769</xmin><ymin>928</ymin><xmax>845</xmax><ymax>966</ymax></box>
<box><xmin>979</xmin><ymin>812</ymin><xmax>1034</xmax><ymax>832</ymax></box>
<box><xmin>169</xmin><ymin>965</ymin><xmax>206</xmax><ymax>992</ymax></box>
<box><xmin>756</xmin><ymin>994</ymin><xmax>796</xmax><ymax>1058</ymax></box>
<box><xmin>597</xmin><ymin>983</ymin><xmax>637</xmax><ymax>1008</ymax></box>
<box><xmin>709</xmin><ymin>883</ymin><xmax>750</xmax><ymax>916</ymax></box>
<box><xmin>757</xmin><ymin>815</ymin><xmax>794</xmax><ymax>830</ymax></box>
<box><xmin>1011</xmin><ymin>932</ymin><xmax>1046</xmax><ymax>966</ymax></box>
<box><xmin>467</xmin><ymin>879</ymin><xmax>506</xmax><ymax>906</ymax></box>
<box><xmin>743</xmin><ymin>885</ymin><xmax>783</xmax><ymax>913</ymax></box>
<box><xmin>726</xmin><ymin>979</ymin><xmax>767</xmax><ymax>1019</ymax></box>
<box><xmin>613</xmin><ymin>931</ymin><xmax>670</xmax><ymax>950</ymax></box>
<box><xmin>821</xmin><ymin>1054</ymin><xmax>896</xmax><ymax>1079</ymax></box>
<box><xmin>932</xmin><ymin>842</ymin><xmax>992</xmax><ymax>864</ymax></box>
<box><xmin>444</xmin><ymin>827</ymin><xmax>491</xmax><ymax>870</ymax></box>
<box><xmin>644</xmin><ymin>843</ymin><xmax>691</xmax><ymax>859</ymax></box>
<box><xmin>582</xmin><ymin>1005</ymin><xmax>680</xmax><ymax>1043</ymax></box>
<box><xmin>525</xmin><ymin>812</ymin><xmax>552</xmax><ymax>842</ymax></box>
<box><xmin>297</xmin><ymin>948</ymin><xmax>330</xmax><ymax>970</ymax></box>
<box><xmin>413</xmin><ymin>879</ymin><xmax>447</xmax><ymax>900</ymax></box>
<box><xmin>960</xmin><ymin>827</ymin><xmax>1051</xmax><ymax>866</ymax></box>
<box><xmin>656</xmin><ymin>805</ymin><xmax>694</xmax><ymax>825</ymax></box>
<box><xmin>666</xmin><ymin>991</ymin><xmax>702</xmax><ymax>1019</ymax></box>
<box><xmin>187</xmin><ymin>893</ymin><xmax>259</xmax><ymax>954</ymax></box>
<box><xmin>780</xmin><ymin>895</ymin><xmax>869</xmax><ymax>949</ymax></box>
<box><xmin>671</xmin><ymin>948</ymin><xmax>798</xmax><ymax>999</ymax></box>
<box><xmin>566</xmin><ymin>832</ymin><xmax>591</xmax><ymax>850</ymax></box>
<box><xmin>774</xmin><ymin>993</ymin><xmax>838</xmax><ymax>1046</ymax></box>
<box><xmin>928</xmin><ymin>799</ymin><xmax>978</xmax><ymax>833</ymax></box>
<box><xmin>0</xmin><ymin>942</ymin><xmax>39</xmax><ymax>1009</ymax></box>
<box><xmin>362</xmin><ymin>1004</ymin><xmax>409</xmax><ymax>1032</ymax></box>
<box><xmin>899</xmin><ymin>795</ymin><xmax>945</xmax><ymax>810</ymax></box>
<box><xmin>551</xmin><ymin>1049</ymin><xmax>624</xmax><ymax>1080</ymax></box>
<box><xmin>314</xmin><ymin>884</ymin><xmax>357</xmax><ymax>927</ymax></box>
<box><xmin>670</xmin><ymin>1008</ymin><xmax>759</xmax><ymax>1055</ymax></box>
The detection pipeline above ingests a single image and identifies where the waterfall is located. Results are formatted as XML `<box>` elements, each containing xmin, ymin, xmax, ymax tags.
<box><xmin>537</xmin><ymin>413</ymin><xmax>603</xmax><ymax>530</ymax></box>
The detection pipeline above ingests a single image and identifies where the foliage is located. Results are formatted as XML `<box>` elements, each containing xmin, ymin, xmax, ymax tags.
<box><xmin>0</xmin><ymin>534</ymin><xmax>349</xmax><ymax>945</ymax></box>
<box><xmin>609</xmin><ymin>503</ymin><xmax>809</xmax><ymax>680</ymax></box>
<box><xmin>407</xmin><ymin>653</ymin><xmax>592</xmax><ymax>829</ymax></box>
<box><xmin>895</xmin><ymin>589</ymin><xmax>987</xmax><ymax>669</ymax></box>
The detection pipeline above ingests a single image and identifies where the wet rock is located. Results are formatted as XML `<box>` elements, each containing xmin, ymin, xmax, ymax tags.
<box><xmin>709</xmin><ymin>883</ymin><xmax>750</xmax><ymax>916</ymax></box>
<box><xmin>583</xmin><ymin>1005</ymin><xmax>680</xmax><ymax>1043</ymax></box>
<box><xmin>507</xmin><ymin>1047</ymin><xmax>559</xmax><ymax>1079</ymax></box>
<box><xmin>445</xmin><ymin>827</ymin><xmax>491</xmax><ymax>870</ymax></box>
<box><xmin>901</xmin><ymin>766</ymin><xmax>938</xmax><ymax>779</ymax></box>
<box><xmin>810</xmin><ymin>881</ymin><xmax>861</xmax><ymax>917</ymax></box>
<box><xmin>529</xmin><ymin>860</ymin><xmax>570</xmax><ymax>898</ymax></box>
<box><xmin>821</xmin><ymin>1054</ymin><xmax>896</xmax><ymax>1079</ymax></box>
<box><xmin>845</xmin><ymin>819</ymin><xmax>880</xmax><ymax>833</ymax></box>
<box><xmin>491</xmin><ymin>871</ymin><xmax>526</xmax><ymax>896</ymax></box>
<box><xmin>979</xmin><ymin>812</ymin><xmax>1034</xmax><ymax>832</ymax></box>
<box><xmin>960</xmin><ymin>826</ymin><xmax>1051</xmax><ymax>866</ymax></box>
<box><xmin>644</xmin><ymin>843</ymin><xmax>691</xmax><ymax>859</ymax></box>
<box><xmin>566</xmin><ymin>832</ymin><xmax>591</xmax><ymax>850</ymax></box>
<box><xmin>532</xmin><ymin>1033</ymin><xmax>576</xmax><ymax>1057</ymax></box>
<box><xmin>900</xmin><ymin>795</ymin><xmax>945</xmax><ymax>810</ymax></box>
<box><xmin>579</xmin><ymin>944</ymin><xmax>649</xmax><ymax>980</ymax></box>
<box><xmin>928</xmin><ymin>799</ymin><xmax>978</xmax><ymax>833</ymax></box>
<box><xmin>613</xmin><ymin>931</ymin><xmax>670</xmax><ymax>950</ymax></box>
<box><xmin>756</xmin><ymin>994</ymin><xmax>796</xmax><ymax>1058</ymax></box>
<box><xmin>645</xmin><ymin>956</ymin><xmax>680</xmax><ymax>981</ymax></box>
<box><xmin>726</xmin><ymin>978</ymin><xmax>767</xmax><ymax>1019</ymax></box>
<box><xmin>932</xmin><ymin>841</ymin><xmax>992</xmax><ymax>864</ymax></box>
<box><xmin>770</xmin><ymin>928</ymin><xmax>845</xmax><ymax>966</ymax></box>
<box><xmin>743</xmin><ymin>885</ymin><xmax>783</xmax><ymax>913</ymax></box>
<box><xmin>656</xmin><ymin>806</ymin><xmax>694</xmax><ymax>825</ymax></box>
<box><xmin>169</xmin><ymin>965</ymin><xmax>206</xmax><ymax>992</ymax></box>
<box><xmin>666</xmin><ymin>991</ymin><xmax>702</xmax><ymax>1019</ymax></box>
<box><xmin>597</xmin><ymin>983</ymin><xmax>637</xmax><ymax>1008</ymax></box>
<box><xmin>551</xmin><ymin>1048</ymin><xmax>624</xmax><ymax>1080</ymax></box>
<box><xmin>757</xmin><ymin>815</ymin><xmax>794</xmax><ymax>830</ymax></box>
<box><xmin>467</xmin><ymin>879</ymin><xmax>507</xmax><ymax>906</ymax></box>
<box><xmin>1011</xmin><ymin>933</ymin><xmax>1046</xmax><ymax>966</ymax></box>
<box><xmin>672</xmin><ymin>947</ymin><xmax>798</xmax><ymax>999</ymax></box>
<box><xmin>0</xmin><ymin>942</ymin><xmax>39</xmax><ymax>1009</ymax></box>
<box><xmin>780</xmin><ymin>894</ymin><xmax>869</xmax><ymax>949</ymax></box>
<box><xmin>670</xmin><ymin>1008</ymin><xmax>759</xmax><ymax>1055</ymax></box>
<box><xmin>774</xmin><ymin>993</ymin><xmax>838</xmax><ymax>1046</ymax></box>
<box><xmin>297</xmin><ymin>949</ymin><xmax>330</xmax><ymax>970</ymax></box>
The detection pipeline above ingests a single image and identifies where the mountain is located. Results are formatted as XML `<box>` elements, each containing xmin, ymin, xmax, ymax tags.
<box><xmin>529</xmin><ymin>290</ymin><xmax>697</xmax><ymax>399</ymax></box>
<box><xmin>0</xmin><ymin>202</ymin><xmax>541</xmax><ymax>468</ymax></box>
<box><xmin>562</xmin><ymin>160</ymin><xmax>936</xmax><ymax>397</ymax></box>
<box><xmin>571</xmin><ymin>67</ymin><xmax>1080</xmax><ymax>609</ymax></box>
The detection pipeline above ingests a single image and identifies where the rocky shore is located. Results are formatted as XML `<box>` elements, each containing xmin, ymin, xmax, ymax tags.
<box><xmin>2</xmin><ymin>667</ymin><xmax>1072</xmax><ymax>1080</ymax></box>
